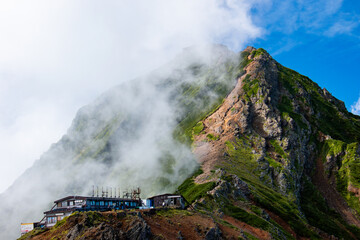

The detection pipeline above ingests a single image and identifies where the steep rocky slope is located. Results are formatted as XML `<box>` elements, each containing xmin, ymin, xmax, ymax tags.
<box><xmin>178</xmin><ymin>47</ymin><xmax>360</xmax><ymax>239</ymax></box>
<box><xmin>7</xmin><ymin>45</ymin><xmax>360</xmax><ymax>240</ymax></box>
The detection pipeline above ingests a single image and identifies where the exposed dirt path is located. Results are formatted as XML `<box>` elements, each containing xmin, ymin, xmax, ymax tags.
<box><xmin>193</xmin><ymin>73</ymin><xmax>246</xmax><ymax>184</ymax></box>
<box><xmin>313</xmin><ymin>157</ymin><xmax>360</xmax><ymax>228</ymax></box>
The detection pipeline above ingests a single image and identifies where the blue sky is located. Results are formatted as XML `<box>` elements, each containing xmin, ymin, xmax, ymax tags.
<box><xmin>247</xmin><ymin>0</ymin><xmax>360</xmax><ymax>111</ymax></box>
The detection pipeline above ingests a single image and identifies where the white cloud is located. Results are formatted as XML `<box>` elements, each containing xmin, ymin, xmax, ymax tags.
<box><xmin>0</xmin><ymin>0</ymin><xmax>262</xmax><ymax>193</ymax></box>
<box><xmin>351</xmin><ymin>96</ymin><xmax>360</xmax><ymax>115</ymax></box>
<box><xmin>325</xmin><ymin>19</ymin><xmax>360</xmax><ymax>37</ymax></box>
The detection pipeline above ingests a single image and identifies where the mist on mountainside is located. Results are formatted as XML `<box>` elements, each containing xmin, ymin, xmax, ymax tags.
<box><xmin>0</xmin><ymin>45</ymin><xmax>241</xmax><ymax>239</ymax></box>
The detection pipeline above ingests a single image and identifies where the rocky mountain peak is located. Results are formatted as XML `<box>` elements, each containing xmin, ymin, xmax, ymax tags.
<box><xmin>187</xmin><ymin>46</ymin><xmax>360</xmax><ymax>239</ymax></box>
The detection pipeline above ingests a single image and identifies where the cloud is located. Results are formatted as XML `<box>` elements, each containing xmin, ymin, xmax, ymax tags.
<box><xmin>324</xmin><ymin>19</ymin><xmax>360</xmax><ymax>37</ymax></box>
<box><xmin>0</xmin><ymin>0</ymin><xmax>262</xmax><ymax>193</ymax></box>
<box><xmin>351</xmin><ymin>96</ymin><xmax>360</xmax><ymax>115</ymax></box>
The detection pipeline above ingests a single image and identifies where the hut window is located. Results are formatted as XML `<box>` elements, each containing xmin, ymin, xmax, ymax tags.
<box><xmin>47</xmin><ymin>217</ymin><xmax>56</xmax><ymax>224</ymax></box>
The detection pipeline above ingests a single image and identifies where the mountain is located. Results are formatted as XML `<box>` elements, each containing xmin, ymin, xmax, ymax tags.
<box><xmin>183</xmin><ymin>47</ymin><xmax>360</xmax><ymax>239</ymax></box>
<box><xmin>4</xmin><ymin>45</ymin><xmax>360</xmax><ymax>240</ymax></box>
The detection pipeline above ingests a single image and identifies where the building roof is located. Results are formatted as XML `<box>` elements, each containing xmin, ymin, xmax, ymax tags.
<box><xmin>147</xmin><ymin>193</ymin><xmax>183</xmax><ymax>199</ymax></box>
<box><xmin>53</xmin><ymin>195</ymin><xmax>141</xmax><ymax>203</ymax></box>
<box><xmin>44</xmin><ymin>207</ymin><xmax>77</xmax><ymax>215</ymax></box>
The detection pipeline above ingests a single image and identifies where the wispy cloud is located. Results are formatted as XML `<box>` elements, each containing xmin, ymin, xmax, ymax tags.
<box><xmin>351</xmin><ymin>96</ymin><xmax>360</xmax><ymax>115</ymax></box>
<box><xmin>325</xmin><ymin>19</ymin><xmax>360</xmax><ymax>37</ymax></box>
<box><xmin>250</xmin><ymin>0</ymin><xmax>345</xmax><ymax>34</ymax></box>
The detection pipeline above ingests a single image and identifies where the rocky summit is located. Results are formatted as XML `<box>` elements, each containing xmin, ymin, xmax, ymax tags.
<box><xmin>12</xmin><ymin>46</ymin><xmax>360</xmax><ymax>240</ymax></box>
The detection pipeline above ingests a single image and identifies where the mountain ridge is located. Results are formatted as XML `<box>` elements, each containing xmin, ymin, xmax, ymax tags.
<box><xmin>6</xmin><ymin>45</ymin><xmax>360</xmax><ymax>239</ymax></box>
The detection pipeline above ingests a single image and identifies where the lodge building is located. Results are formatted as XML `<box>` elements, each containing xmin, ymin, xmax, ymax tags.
<box><xmin>21</xmin><ymin>190</ymin><xmax>186</xmax><ymax>235</ymax></box>
<box><xmin>146</xmin><ymin>194</ymin><xmax>185</xmax><ymax>209</ymax></box>
<box><xmin>43</xmin><ymin>195</ymin><xmax>142</xmax><ymax>227</ymax></box>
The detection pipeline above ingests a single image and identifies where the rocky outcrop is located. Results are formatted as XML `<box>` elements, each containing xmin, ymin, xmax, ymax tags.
<box><xmin>208</xmin><ymin>173</ymin><xmax>250</xmax><ymax>201</ymax></box>
<box><xmin>194</xmin><ymin>47</ymin><xmax>311</xmax><ymax>197</ymax></box>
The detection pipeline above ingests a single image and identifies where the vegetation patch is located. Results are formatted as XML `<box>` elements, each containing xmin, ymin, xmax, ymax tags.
<box><xmin>224</xmin><ymin>204</ymin><xmax>294</xmax><ymax>240</ymax></box>
<box><xmin>218</xmin><ymin>138</ymin><xmax>313</xmax><ymax>237</ymax></box>
<box><xmin>242</xmin><ymin>76</ymin><xmax>260</xmax><ymax>102</ymax></box>
<box><xmin>156</xmin><ymin>209</ymin><xmax>192</xmax><ymax>217</ymax></box>
<box><xmin>252</xmin><ymin>48</ymin><xmax>267</xmax><ymax>58</ymax></box>
<box><xmin>177</xmin><ymin>168</ymin><xmax>216</xmax><ymax>204</ymax></box>
<box><xmin>264</xmin><ymin>156</ymin><xmax>282</xmax><ymax>169</ymax></box>
<box><xmin>193</xmin><ymin>121</ymin><xmax>204</xmax><ymax>135</ymax></box>
<box><xmin>206</xmin><ymin>133</ymin><xmax>219</xmax><ymax>141</ymax></box>
<box><xmin>269</xmin><ymin>139</ymin><xmax>288</xmax><ymax>159</ymax></box>
<box><xmin>278</xmin><ymin>64</ymin><xmax>360</xmax><ymax>142</ymax></box>
<box><xmin>236</xmin><ymin>51</ymin><xmax>252</xmax><ymax>77</ymax></box>
<box><xmin>322</xmin><ymin>139</ymin><xmax>346</xmax><ymax>159</ymax></box>
<box><xmin>225</xmin><ymin>205</ymin><xmax>270</xmax><ymax>230</ymax></box>
<box><xmin>18</xmin><ymin>228</ymin><xmax>48</xmax><ymax>240</ymax></box>
<box><xmin>53</xmin><ymin>216</ymin><xmax>68</xmax><ymax>229</ymax></box>
<box><xmin>250</xmin><ymin>205</ymin><xmax>263</xmax><ymax>216</ymax></box>
<box><xmin>240</xmin><ymin>231</ymin><xmax>260</xmax><ymax>240</ymax></box>
<box><xmin>334</xmin><ymin>142</ymin><xmax>360</xmax><ymax>215</ymax></box>
<box><xmin>85</xmin><ymin>211</ymin><xmax>106</xmax><ymax>225</ymax></box>
<box><xmin>277</xmin><ymin>95</ymin><xmax>307</xmax><ymax>129</ymax></box>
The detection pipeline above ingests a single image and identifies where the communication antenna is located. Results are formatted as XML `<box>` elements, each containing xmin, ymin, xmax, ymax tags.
<box><xmin>110</xmin><ymin>187</ymin><xmax>112</xmax><ymax>198</ymax></box>
<box><xmin>97</xmin><ymin>186</ymin><xmax>99</xmax><ymax>197</ymax></box>
<box><xmin>92</xmin><ymin>185</ymin><xmax>94</xmax><ymax>197</ymax></box>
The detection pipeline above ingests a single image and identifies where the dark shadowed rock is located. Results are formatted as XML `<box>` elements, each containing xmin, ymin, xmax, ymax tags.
<box><xmin>66</xmin><ymin>223</ymin><xmax>84</xmax><ymax>240</ymax></box>
<box><xmin>126</xmin><ymin>220</ymin><xmax>152</xmax><ymax>240</ymax></box>
<box><xmin>204</xmin><ymin>226</ymin><xmax>222</xmax><ymax>240</ymax></box>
